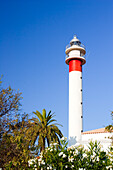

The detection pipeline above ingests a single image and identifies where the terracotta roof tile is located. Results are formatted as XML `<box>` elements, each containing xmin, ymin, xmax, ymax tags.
<box><xmin>82</xmin><ymin>128</ymin><xmax>110</xmax><ymax>135</ymax></box>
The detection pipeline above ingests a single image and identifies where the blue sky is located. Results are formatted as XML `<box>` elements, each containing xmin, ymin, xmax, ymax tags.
<box><xmin>0</xmin><ymin>0</ymin><xmax>113</xmax><ymax>138</ymax></box>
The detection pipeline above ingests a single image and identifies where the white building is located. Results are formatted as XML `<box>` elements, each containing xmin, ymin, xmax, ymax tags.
<box><xmin>81</xmin><ymin>128</ymin><xmax>113</xmax><ymax>150</ymax></box>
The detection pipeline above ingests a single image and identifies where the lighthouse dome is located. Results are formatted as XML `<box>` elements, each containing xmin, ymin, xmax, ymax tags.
<box><xmin>70</xmin><ymin>35</ymin><xmax>81</xmax><ymax>46</ymax></box>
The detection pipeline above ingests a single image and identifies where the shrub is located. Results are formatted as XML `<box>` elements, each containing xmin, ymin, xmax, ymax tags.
<box><xmin>29</xmin><ymin>137</ymin><xmax>113</xmax><ymax>170</ymax></box>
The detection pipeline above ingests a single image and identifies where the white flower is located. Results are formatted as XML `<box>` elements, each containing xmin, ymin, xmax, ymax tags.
<box><xmin>97</xmin><ymin>156</ymin><xmax>99</xmax><ymax>161</ymax></box>
<box><xmin>83</xmin><ymin>153</ymin><xmax>87</xmax><ymax>158</ymax></box>
<box><xmin>62</xmin><ymin>154</ymin><xmax>67</xmax><ymax>158</ymax></box>
<box><xmin>61</xmin><ymin>137</ymin><xmax>65</xmax><ymax>140</ymax></box>
<box><xmin>71</xmin><ymin>146</ymin><xmax>75</xmax><ymax>149</ymax></box>
<box><xmin>71</xmin><ymin>165</ymin><xmax>74</xmax><ymax>168</ymax></box>
<box><xmin>65</xmin><ymin>165</ymin><xmax>68</xmax><ymax>168</ymax></box>
<box><xmin>90</xmin><ymin>155</ymin><xmax>94</xmax><ymax>159</ymax></box>
<box><xmin>47</xmin><ymin>167</ymin><xmax>49</xmax><ymax>170</ymax></box>
<box><xmin>75</xmin><ymin>149</ymin><xmax>78</xmax><ymax>154</ymax></box>
<box><xmin>110</xmin><ymin>157</ymin><xmax>113</xmax><ymax>162</ymax></box>
<box><xmin>58</xmin><ymin>152</ymin><xmax>63</xmax><ymax>156</ymax></box>
<box><xmin>38</xmin><ymin>158</ymin><xmax>42</xmax><ymax>162</ymax></box>
<box><xmin>93</xmin><ymin>152</ymin><xmax>96</xmax><ymax>157</ymax></box>
<box><xmin>68</xmin><ymin>156</ymin><xmax>74</xmax><ymax>162</ymax></box>
<box><xmin>61</xmin><ymin>136</ymin><xmax>67</xmax><ymax>141</ymax></box>
<box><xmin>71</xmin><ymin>158</ymin><xmax>74</xmax><ymax>162</ymax></box>
<box><xmin>79</xmin><ymin>168</ymin><xmax>84</xmax><ymax>170</ymax></box>
<box><xmin>50</xmin><ymin>143</ymin><xmax>53</xmax><ymax>148</ymax></box>
<box><xmin>28</xmin><ymin>158</ymin><xmax>37</xmax><ymax>165</ymax></box>
<box><xmin>53</xmin><ymin>143</ymin><xmax>58</xmax><ymax>146</ymax></box>
<box><xmin>40</xmin><ymin>152</ymin><xmax>43</xmax><ymax>158</ymax></box>
<box><xmin>41</xmin><ymin>160</ymin><xmax>45</xmax><ymax>165</ymax></box>
<box><xmin>40</xmin><ymin>155</ymin><xmax>43</xmax><ymax>159</ymax></box>
<box><xmin>50</xmin><ymin>149</ymin><xmax>53</xmax><ymax>152</ymax></box>
<box><xmin>65</xmin><ymin>137</ymin><xmax>67</xmax><ymax>140</ymax></box>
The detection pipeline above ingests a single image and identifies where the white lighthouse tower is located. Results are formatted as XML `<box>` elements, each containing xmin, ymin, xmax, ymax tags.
<box><xmin>65</xmin><ymin>35</ymin><xmax>86</xmax><ymax>146</ymax></box>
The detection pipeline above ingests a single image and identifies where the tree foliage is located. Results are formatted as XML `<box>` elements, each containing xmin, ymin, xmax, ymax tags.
<box><xmin>105</xmin><ymin>111</ymin><xmax>113</xmax><ymax>132</ymax></box>
<box><xmin>0</xmin><ymin>79</ymin><xmax>34</xmax><ymax>168</ymax></box>
<box><xmin>0</xmin><ymin>78</ymin><xmax>22</xmax><ymax>139</ymax></box>
<box><xmin>0</xmin><ymin>114</ymin><xmax>34</xmax><ymax>168</ymax></box>
<box><xmin>0</xmin><ymin>85</ymin><xmax>22</xmax><ymax>118</ymax></box>
<box><xmin>105</xmin><ymin>111</ymin><xmax>113</xmax><ymax>145</ymax></box>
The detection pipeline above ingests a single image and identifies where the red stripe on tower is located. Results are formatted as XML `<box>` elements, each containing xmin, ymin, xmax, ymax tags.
<box><xmin>69</xmin><ymin>60</ymin><xmax>82</xmax><ymax>72</ymax></box>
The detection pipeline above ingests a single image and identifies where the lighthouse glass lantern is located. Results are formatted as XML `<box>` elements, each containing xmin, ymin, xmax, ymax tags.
<box><xmin>65</xmin><ymin>35</ymin><xmax>86</xmax><ymax>146</ymax></box>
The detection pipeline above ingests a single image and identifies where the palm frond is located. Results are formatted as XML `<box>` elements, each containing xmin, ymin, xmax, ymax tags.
<box><xmin>47</xmin><ymin>112</ymin><xmax>56</xmax><ymax>122</ymax></box>
<box><xmin>47</xmin><ymin>110</ymin><xmax>52</xmax><ymax>117</ymax></box>
<box><xmin>30</xmin><ymin>117</ymin><xmax>40</xmax><ymax>124</ymax></box>
<box><xmin>49</xmin><ymin>123</ymin><xmax>63</xmax><ymax>127</ymax></box>
<box><xmin>33</xmin><ymin>111</ymin><xmax>43</xmax><ymax>122</ymax></box>
<box><xmin>47</xmin><ymin>119</ymin><xmax>57</xmax><ymax>125</ymax></box>
<box><xmin>42</xmin><ymin>109</ymin><xmax>46</xmax><ymax>119</ymax></box>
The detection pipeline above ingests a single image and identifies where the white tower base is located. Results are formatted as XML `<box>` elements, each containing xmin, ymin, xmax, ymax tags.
<box><xmin>69</xmin><ymin>71</ymin><xmax>82</xmax><ymax>146</ymax></box>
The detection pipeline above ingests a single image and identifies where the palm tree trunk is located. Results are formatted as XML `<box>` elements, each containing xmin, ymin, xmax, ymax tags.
<box><xmin>42</xmin><ymin>137</ymin><xmax>45</xmax><ymax>151</ymax></box>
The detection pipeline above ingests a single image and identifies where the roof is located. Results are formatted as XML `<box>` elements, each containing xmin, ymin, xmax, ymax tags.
<box><xmin>82</xmin><ymin>128</ymin><xmax>110</xmax><ymax>135</ymax></box>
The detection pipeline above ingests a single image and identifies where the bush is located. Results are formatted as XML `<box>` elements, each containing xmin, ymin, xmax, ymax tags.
<box><xmin>29</xmin><ymin>137</ymin><xmax>113</xmax><ymax>170</ymax></box>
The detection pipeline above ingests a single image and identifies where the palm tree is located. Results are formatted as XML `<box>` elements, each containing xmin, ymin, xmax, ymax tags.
<box><xmin>30</xmin><ymin>109</ymin><xmax>63</xmax><ymax>151</ymax></box>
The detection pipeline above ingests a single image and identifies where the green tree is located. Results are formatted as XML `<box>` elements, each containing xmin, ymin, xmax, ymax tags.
<box><xmin>0</xmin><ymin>78</ymin><xmax>22</xmax><ymax>139</ymax></box>
<box><xmin>30</xmin><ymin>109</ymin><xmax>63</xmax><ymax>151</ymax></box>
<box><xmin>0</xmin><ymin>78</ymin><xmax>35</xmax><ymax>168</ymax></box>
<box><xmin>105</xmin><ymin>111</ymin><xmax>113</xmax><ymax>145</ymax></box>
<box><xmin>0</xmin><ymin>114</ymin><xmax>34</xmax><ymax>168</ymax></box>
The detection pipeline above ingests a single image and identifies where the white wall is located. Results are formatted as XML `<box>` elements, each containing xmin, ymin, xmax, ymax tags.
<box><xmin>81</xmin><ymin>133</ymin><xmax>113</xmax><ymax>151</ymax></box>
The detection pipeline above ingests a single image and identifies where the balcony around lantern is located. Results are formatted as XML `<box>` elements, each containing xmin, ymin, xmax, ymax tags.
<box><xmin>65</xmin><ymin>43</ymin><xmax>86</xmax><ymax>56</ymax></box>
<box><xmin>66</xmin><ymin>43</ymin><xmax>86</xmax><ymax>50</ymax></box>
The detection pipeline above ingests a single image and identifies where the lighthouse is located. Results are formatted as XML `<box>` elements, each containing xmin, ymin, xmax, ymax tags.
<box><xmin>65</xmin><ymin>35</ymin><xmax>86</xmax><ymax>146</ymax></box>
